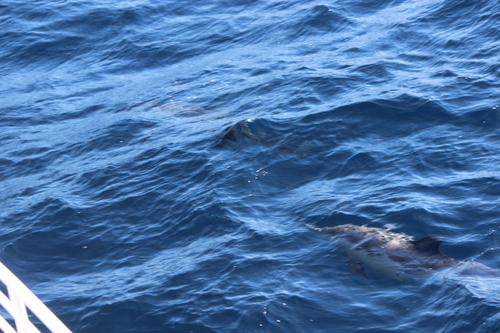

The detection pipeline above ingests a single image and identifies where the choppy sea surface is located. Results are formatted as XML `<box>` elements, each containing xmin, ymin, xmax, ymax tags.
<box><xmin>1</xmin><ymin>0</ymin><xmax>499</xmax><ymax>332</ymax></box>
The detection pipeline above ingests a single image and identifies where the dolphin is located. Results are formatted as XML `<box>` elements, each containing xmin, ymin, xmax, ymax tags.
<box><xmin>305</xmin><ymin>223</ymin><xmax>500</xmax><ymax>280</ymax></box>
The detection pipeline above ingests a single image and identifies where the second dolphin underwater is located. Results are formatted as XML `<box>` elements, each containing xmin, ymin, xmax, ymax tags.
<box><xmin>305</xmin><ymin>223</ymin><xmax>500</xmax><ymax>280</ymax></box>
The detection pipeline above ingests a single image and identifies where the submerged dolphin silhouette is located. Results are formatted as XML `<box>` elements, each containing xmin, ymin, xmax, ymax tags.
<box><xmin>305</xmin><ymin>223</ymin><xmax>500</xmax><ymax>280</ymax></box>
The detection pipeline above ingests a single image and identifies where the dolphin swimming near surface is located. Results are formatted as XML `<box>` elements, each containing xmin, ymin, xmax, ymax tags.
<box><xmin>305</xmin><ymin>223</ymin><xmax>500</xmax><ymax>280</ymax></box>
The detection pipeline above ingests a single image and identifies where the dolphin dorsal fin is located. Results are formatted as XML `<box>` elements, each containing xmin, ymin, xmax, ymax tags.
<box><xmin>411</xmin><ymin>236</ymin><xmax>444</xmax><ymax>255</ymax></box>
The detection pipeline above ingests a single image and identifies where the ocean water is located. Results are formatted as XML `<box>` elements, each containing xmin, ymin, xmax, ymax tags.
<box><xmin>1</xmin><ymin>0</ymin><xmax>499</xmax><ymax>332</ymax></box>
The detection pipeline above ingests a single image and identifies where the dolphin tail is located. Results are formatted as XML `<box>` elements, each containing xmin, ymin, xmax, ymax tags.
<box><xmin>457</xmin><ymin>262</ymin><xmax>500</xmax><ymax>278</ymax></box>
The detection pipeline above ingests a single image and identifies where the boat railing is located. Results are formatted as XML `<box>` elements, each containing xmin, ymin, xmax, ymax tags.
<box><xmin>0</xmin><ymin>262</ymin><xmax>72</xmax><ymax>333</ymax></box>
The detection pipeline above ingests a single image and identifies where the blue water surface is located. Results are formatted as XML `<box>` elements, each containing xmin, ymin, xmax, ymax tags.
<box><xmin>1</xmin><ymin>0</ymin><xmax>499</xmax><ymax>332</ymax></box>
